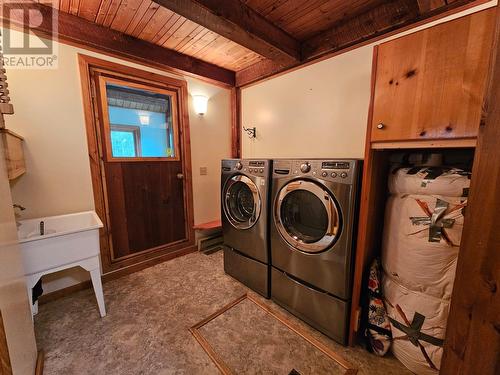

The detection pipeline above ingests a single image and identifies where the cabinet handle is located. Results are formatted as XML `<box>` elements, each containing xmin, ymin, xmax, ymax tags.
<box><xmin>377</xmin><ymin>123</ymin><xmax>385</xmax><ymax>130</ymax></box>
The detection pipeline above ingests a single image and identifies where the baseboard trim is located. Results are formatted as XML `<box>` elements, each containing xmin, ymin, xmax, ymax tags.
<box><xmin>102</xmin><ymin>245</ymin><xmax>197</xmax><ymax>282</ymax></box>
<box><xmin>38</xmin><ymin>245</ymin><xmax>198</xmax><ymax>305</ymax></box>
<box><xmin>35</xmin><ymin>350</ymin><xmax>44</xmax><ymax>375</ymax></box>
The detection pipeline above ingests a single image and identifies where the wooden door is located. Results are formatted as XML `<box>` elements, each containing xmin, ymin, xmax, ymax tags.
<box><xmin>80</xmin><ymin>56</ymin><xmax>195</xmax><ymax>273</ymax></box>
<box><xmin>371</xmin><ymin>9</ymin><xmax>496</xmax><ymax>143</ymax></box>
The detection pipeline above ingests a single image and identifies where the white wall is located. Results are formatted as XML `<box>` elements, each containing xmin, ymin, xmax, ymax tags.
<box><xmin>241</xmin><ymin>0</ymin><xmax>497</xmax><ymax>159</ymax></box>
<box><xmin>3</xmin><ymin>29</ymin><xmax>231</xmax><ymax>293</ymax></box>
<box><xmin>188</xmin><ymin>88</ymin><xmax>231</xmax><ymax>225</ymax></box>
<box><xmin>242</xmin><ymin>47</ymin><xmax>371</xmax><ymax>159</ymax></box>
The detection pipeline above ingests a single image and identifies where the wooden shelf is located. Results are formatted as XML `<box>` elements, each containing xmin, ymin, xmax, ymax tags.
<box><xmin>0</xmin><ymin>129</ymin><xmax>26</xmax><ymax>180</ymax></box>
<box><xmin>193</xmin><ymin>220</ymin><xmax>222</xmax><ymax>231</ymax></box>
<box><xmin>371</xmin><ymin>138</ymin><xmax>477</xmax><ymax>150</ymax></box>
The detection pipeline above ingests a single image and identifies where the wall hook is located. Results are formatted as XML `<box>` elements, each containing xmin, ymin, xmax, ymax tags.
<box><xmin>243</xmin><ymin>126</ymin><xmax>256</xmax><ymax>138</ymax></box>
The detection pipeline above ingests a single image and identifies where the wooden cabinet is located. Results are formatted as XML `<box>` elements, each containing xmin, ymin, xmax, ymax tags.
<box><xmin>349</xmin><ymin>8</ymin><xmax>498</xmax><ymax>347</ymax></box>
<box><xmin>0</xmin><ymin>129</ymin><xmax>26</xmax><ymax>180</ymax></box>
<box><xmin>370</xmin><ymin>9</ymin><xmax>496</xmax><ymax>144</ymax></box>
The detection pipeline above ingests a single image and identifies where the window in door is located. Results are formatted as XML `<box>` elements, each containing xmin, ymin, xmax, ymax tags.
<box><xmin>99</xmin><ymin>79</ymin><xmax>180</xmax><ymax>161</ymax></box>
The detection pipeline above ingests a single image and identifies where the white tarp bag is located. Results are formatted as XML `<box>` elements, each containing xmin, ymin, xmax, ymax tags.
<box><xmin>383</xmin><ymin>276</ymin><xmax>449</xmax><ymax>375</ymax></box>
<box><xmin>381</xmin><ymin>165</ymin><xmax>469</xmax><ymax>374</ymax></box>
<box><xmin>382</xmin><ymin>194</ymin><xmax>466</xmax><ymax>300</ymax></box>
<box><xmin>389</xmin><ymin>167</ymin><xmax>470</xmax><ymax>197</ymax></box>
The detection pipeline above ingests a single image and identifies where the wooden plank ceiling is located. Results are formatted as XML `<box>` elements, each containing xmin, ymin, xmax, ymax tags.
<box><xmin>40</xmin><ymin>0</ymin><xmax>482</xmax><ymax>86</ymax></box>
<box><xmin>244</xmin><ymin>0</ymin><xmax>388</xmax><ymax>40</ymax></box>
<box><xmin>49</xmin><ymin>0</ymin><xmax>265</xmax><ymax>71</ymax></box>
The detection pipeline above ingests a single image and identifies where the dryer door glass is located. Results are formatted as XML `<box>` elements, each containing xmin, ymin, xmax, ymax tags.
<box><xmin>276</xmin><ymin>180</ymin><xmax>341</xmax><ymax>253</ymax></box>
<box><xmin>224</xmin><ymin>175</ymin><xmax>261</xmax><ymax>229</ymax></box>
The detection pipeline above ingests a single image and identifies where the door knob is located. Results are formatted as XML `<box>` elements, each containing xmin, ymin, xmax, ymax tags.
<box><xmin>176</xmin><ymin>173</ymin><xmax>184</xmax><ymax>180</ymax></box>
<box><xmin>377</xmin><ymin>123</ymin><xmax>385</xmax><ymax>129</ymax></box>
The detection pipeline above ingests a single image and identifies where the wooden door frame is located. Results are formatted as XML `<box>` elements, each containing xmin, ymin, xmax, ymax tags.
<box><xmin>230</xmin><ymin>87</ymin><xmax>241</xmax><ymax>158</ymax></box>
<box><xmin>78</xmin><ymin>54</ymin><xmax>195</xmax><ymax>275</ymax></box>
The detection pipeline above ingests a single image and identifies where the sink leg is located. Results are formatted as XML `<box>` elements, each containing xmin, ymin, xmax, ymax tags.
<box><xmin>25</xmin><ymin>274</ymin><xmax>41</xmax><ymax>320</ymax></box>
<box><xmin>26</xmin><ymin>283</ymin><xmax>34</xmax><ymax>320</ymax></box>
<box><xmin>89</xmin><ymin>268</ymin><xmax>106</xmax><ymax>317</ymax></box>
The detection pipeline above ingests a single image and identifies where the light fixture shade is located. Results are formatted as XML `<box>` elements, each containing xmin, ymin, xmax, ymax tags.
<box><xmin>193</xmin><ymin>95</ymin><xmax>208</xmax><ymax>115</ymax></box>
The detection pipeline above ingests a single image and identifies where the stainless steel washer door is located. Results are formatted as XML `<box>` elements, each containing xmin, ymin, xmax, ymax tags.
<box><xmin>223</xmin><ymin>175</ymin><xmax>261</xmax><ymax>230</ymax></box>
<box><xmin>275</xmin><ymin>179</ymin><xmax>341</xmax><ymax>253</ymax></box>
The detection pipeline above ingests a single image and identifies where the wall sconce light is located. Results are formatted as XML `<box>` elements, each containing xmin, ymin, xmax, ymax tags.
<box><xmin>193</xmin><ymin>95</ymin><xmax>208</xmax><ymax>116</ymax></box>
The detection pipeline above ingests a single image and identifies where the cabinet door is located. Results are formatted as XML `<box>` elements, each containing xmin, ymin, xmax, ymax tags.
<box><xmin>371</xmin><ymin>9</ymin><xmax>495</xmax><ymax>142</ymax></box>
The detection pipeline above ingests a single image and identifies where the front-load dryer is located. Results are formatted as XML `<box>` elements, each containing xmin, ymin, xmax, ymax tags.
<box><xmin>270</xmin><ymin>159</ymin><xmax>361</xmax><ymax>344</ymax></box>
<box><xmin>221</xmin><ymin>159</ymin><xmax>271</xmax><ymax>297</ymax></box>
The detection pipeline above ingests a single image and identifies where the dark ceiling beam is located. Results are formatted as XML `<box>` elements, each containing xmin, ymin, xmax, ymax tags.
<box><xmin>2</xmin><ymin>2</ymin><xmax>235</xmax><ymax>87</ymax></box>
<box><xmin>151</xmin><ymin>0</ymin><xmax>301</xmax><ymax>66</ymax></box>
<box><xmin>236</xmin><ymin>0</ymin><xmax>482</xmax><ymax>87</ymax></box>
<box><xmin>303</xmin><ymin>0</ymin><xmax>420</xmax><ymax>60</ymax></box>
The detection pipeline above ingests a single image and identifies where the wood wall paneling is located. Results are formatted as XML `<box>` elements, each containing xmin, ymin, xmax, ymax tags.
<box><xmin>370</xmin><ymin>9</ymin><xmax>496</xmax><ymax>142</ymax></box>
<box><xmin>441</xmin><ymin>4</ymin><xmax>500</xmax><ymax>373</ymax></box>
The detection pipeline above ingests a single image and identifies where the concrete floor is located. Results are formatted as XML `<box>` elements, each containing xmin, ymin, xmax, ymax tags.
<box><xmin>35</xmin><ymin>251</ymin><xmax>411</xmax><ymax>374</ymax></box>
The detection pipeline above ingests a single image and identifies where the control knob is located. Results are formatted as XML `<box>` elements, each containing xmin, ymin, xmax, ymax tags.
<box><xmin>235</xmin><ymin>162</ymin><xmax>243</xmax><ymax>170</ymax></box>
<box><xmin>300</xmin><ymin>162</ymin><xmax>311</xmax><ymax>173</ymax></box>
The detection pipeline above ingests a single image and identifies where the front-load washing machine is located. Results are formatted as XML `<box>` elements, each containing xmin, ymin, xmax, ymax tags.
<box><xmin>221</xmin><ymin>159</ymin><xmax>271</xmax><ymax>298</ymax></box>
<box><xmin>270</xmin><ymin>159</ymin><xmax>361</xmax><ymax>344</ymax></box>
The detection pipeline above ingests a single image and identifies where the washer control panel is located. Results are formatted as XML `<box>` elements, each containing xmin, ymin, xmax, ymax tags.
<box><xmin>221</xmin><ymin>159</ymin><xmax>269</xmax><ymax>177</ymax></box>
<box><xmin>272</xmin><ymin>159</ymin><xmax>359</xmax><ymax>184</ymax></box>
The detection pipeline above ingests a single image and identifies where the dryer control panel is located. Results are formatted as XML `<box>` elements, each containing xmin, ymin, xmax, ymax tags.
<box><xmin>221</xmin><ymin>159</ymin><xmax>269</xmax><ymax>177</ymax></box>
<box><xmin>272</xmin><ymin>159</ymin><xmax>360</xmax><ymax>184</ymax></box>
